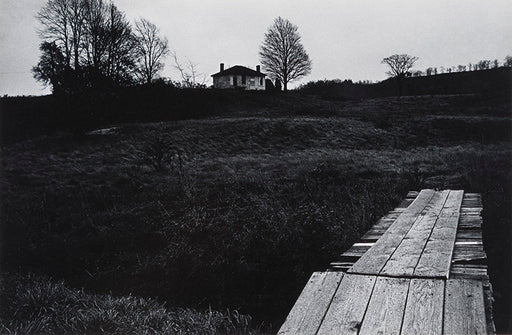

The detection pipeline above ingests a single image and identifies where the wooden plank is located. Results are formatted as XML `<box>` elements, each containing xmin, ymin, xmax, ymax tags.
<box><xmin>341</xmin><ymin>250</ymin><xmax>368</xmax><ymax>258</ymax></box>
<box><xmin>483</xmin><ymin>280</ymin><xmax>496</xmax><ymax>334</ymax></box>
<box><xmin>278</xmin><ymin>272</ymin><xmax>343</xmax><ymax>335</ymax></box>
<box><xmin>380</xmin><ymin>190</ymin><xmax>450</xmax><ymax>277</ymax></box>
<box><xmin>398</xmin><ymin>196</ymin><xmax>416</xmax><ymax>208</ymax></box>
<box><xmin>452</xmin><ymin>247</ymin><xmax>487</xmax><ymax>263</ymax></box>
<box><xmin>414</xmin><ymin>190</ymin><xmax>464</xmax><ymax>278</ymax></box>
<box><xmin>444</xmin><ymin>279</ymin><xmax>487</xmax><ymax>335</ymax></box>
<box><xmin>317</xmin><ymin>274</ymin><xmax>376</xmax><ymax>335</ymax></box>
<box><xmin>348</xmin><ymin>189</ymin><xmax>435</xmax><ymax>275</ymax></box>
<box><xmin>450</xmin><ymin>266</ymin><xmax>489</xmax><ymax>280</ymax></box>
<box><xmin>282</xmin><ymin>190</ymin><xmax>492</xmax><ymax>335</ymax></box>
<box><xmin>400</xmin><ymin>279</ymin><xmax>444</xmax><ymax>335</ymax></box>
<box><xmin>407</xmin><ymin>191</ymin><xmax>419</xmax><ymax>198</ymax></box>
<box><xmin>455</xmin><ymin>230</ymin><xmax>483</xmax><ymax>239</ymax></box>
<box><xmin>358</xmin><ymin>277</ymin><xmax>410</xmax><ymax>335</ymax></box>
<box><xmin>346</xmin><ymin>245</ymin><xmax>372</xmax><ymax>252</ymax></box>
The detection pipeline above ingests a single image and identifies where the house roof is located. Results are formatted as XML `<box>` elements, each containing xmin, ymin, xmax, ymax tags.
<box><xmin>211</xmin><ymin>65</ymin><xmax>266</xmax><ymax>78</ymax></box>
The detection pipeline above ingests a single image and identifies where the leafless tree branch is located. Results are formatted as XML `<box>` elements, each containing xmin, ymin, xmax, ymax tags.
<box><xmin>382</xmin><ymin>54</ymin><xmax>418</xmax><ymax>96</ymax></box>
<box><xmin>171</xmin><ymin>52</ymin><xmax>206</xmax><ymax>88</ymax></box>
<box><xmin>259</xmin><ymin>17</ymin><xmax>312</xmax><ymax>91</ymax></box>
<box><xmin>133</xmin><ymin>18</ymin><xmax>169</xmax><ymax>84</ymax></box>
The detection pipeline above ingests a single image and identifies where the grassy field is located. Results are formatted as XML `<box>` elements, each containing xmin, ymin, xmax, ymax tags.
<box><xmin>1</xmin><ymin>92</ymin><xmax>511</xmax><ymax>333</ymax></box>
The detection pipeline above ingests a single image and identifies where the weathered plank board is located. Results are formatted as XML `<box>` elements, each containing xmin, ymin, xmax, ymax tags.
<box><xmin>316</xmin><ymin>274</ymin><xmax>376</xmax><ymax>335</ymax></box>
<box><xmin>348</xmin><ymin>189</ymin><xmax>435</xmax><ymax>275</ymax></box>
<box><xmin>400</xmin><ymin>279</ymin><xmax>445</xmax><ymax>335</ymax></box>
<box><xmin>278</xmin><ymin>272</ymin><xmax>343</xmax><ymax>335</ymax></box>
<box><xmin>358</xmin><ymin>277</ymin><xmax>409</xmax><ymax>335</ymax></box>
<box><xmin>332</xmin><ymin>191</ymin><xmax>490</xmax><ymax>279</ymax></box>
<box><xmin>332</xmin><ymin>193</ymin><xmax>421</xmax><ymax>270</ymax></box>
<box><xmin>283</xmin><ymin>190</ymin><xmax>493</xmax><ymax>335</ymax></box>
<box><xmin>444</xmin><ymin>279</ymin><xmax>487</xmax><ymax>335</ymax></box>
<box><xmin>415</xmin><ymin>190</ymin><xmax>464</xmax><ymax>278</ymax></box>
<box><xmin>450</xmin><ymin>264</ymin><xmax>489</xmax><ymax>280</ymax></box>
<box><xmin>380</xmin><ymin>190</ymin><xmax>450</xmax><ymax>277</ymax></box>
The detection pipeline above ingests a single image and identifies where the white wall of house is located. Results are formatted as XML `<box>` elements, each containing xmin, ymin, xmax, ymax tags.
<box><xmin>213</xmin><ymin>75</ymin><xmax>265</xmax><ymax>90</ymax></box>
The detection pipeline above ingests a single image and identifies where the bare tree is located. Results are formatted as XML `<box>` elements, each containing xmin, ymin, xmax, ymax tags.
<box><xmin>36</xmin><ymin>0</ymin><xmax>137</xmax><ymax>89</ymax></box>
<box><xmin>37</xmin><ymin>0</ymin><xmax>87</xmax><ymax>68</ymax></box>
<box><xmin>382</xmin><ymin>54</ymin><xmax>418</xmax><ymax>96</ymax></box>
<box><xmin>104</xmin><ymin>3</ymin><xmax>137</xmax><ymax>84</ymax></box>
<box><xmin>82</xmin><ymin>0</ymin><xmax>108</xmax><ymax>71</ymax></box>
<box><xmin>133</xmin><ymin>19</ymin><xmax>169</xmax><ymax>84</ymax></box>
<box><xmin>259</xmin><ymin>17</ymin><xmax>312</xmax><ymax>91</ymax></box>
<box><xmin>171</xmin><ymin>52</ymin><xmax>206</xmax><ymax>88</ymax></box>
<box><xmin>68</xmin><ymin>0</ymin><xmax>87</xmax><ymax>69</ymax></box>
<box><xmin>36</xmin><ymin>0</ymin><xmax>87</xmax><ymax>92</ymax></box>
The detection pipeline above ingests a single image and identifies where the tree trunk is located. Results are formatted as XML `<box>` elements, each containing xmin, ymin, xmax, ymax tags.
<box><xmin>396</xmin><ymin>76</ymin><xmax>403</xmax><ymax>97</ymax></box>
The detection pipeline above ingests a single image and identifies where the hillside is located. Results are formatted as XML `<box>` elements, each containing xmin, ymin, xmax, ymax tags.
<box><xmin>1</xmin><ymin>92</ymin><xmax>511</xmax><ymax>333</ymax></box>
<box><xmin>2</xmin><ymin>67</ymin><xmax>511</xmax><ymax>147</ymax></box>
<box><xmin>298</xmin><ymin>67</ymin><xmax>512</xmax><ymax>99</ymax></box>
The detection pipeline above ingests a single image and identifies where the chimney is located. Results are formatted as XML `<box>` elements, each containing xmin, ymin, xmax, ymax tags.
<box><xmin>256</xmin><ymin>65</ymin><xmax>260</xmax><ymax>73</ymax></box>
<box><xmin>220</xmin><ymin>63</ymin><xmax>224</xmax><ymax>72</ymax></box>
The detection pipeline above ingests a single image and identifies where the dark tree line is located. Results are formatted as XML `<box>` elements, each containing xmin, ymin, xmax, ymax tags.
<box><xmin>416</xmin><ymin>56</ymin><xmax>512</xmax><ymax>78</ymax></box>
<box><xmin>381</xmin><ymin>55</ymin><xmax>512</xmax><ymax>86</ymax></box>
<box><xmin>33</xmin><ymin>0</ymin><xmax>168</xmax><ymax>94</ymax></box>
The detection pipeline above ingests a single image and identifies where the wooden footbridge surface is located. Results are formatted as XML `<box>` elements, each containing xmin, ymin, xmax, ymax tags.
<box><xmin>278</xmin><ymin>189</ymin><xmax>494</xmax><ymax>335</ymax></box>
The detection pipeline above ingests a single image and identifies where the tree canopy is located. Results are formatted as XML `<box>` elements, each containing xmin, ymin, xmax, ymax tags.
<box><xmin>133</xmin><ymin>19</ymin><xmax>169</xmax><ymax>84</ymax></box>
<box><xmin>382</xmin><ymin>54</ymin><xmax>418</xmax><ymax>96</ymax></box>
<box><xmin>259</xmin><ymin>17</ymin><xmax>312</xmax><ymax>91</ymax></box>
<box><xmin>33</xmin><ymin>0</ymin><xmax>169</xmax><ymax>94</ymax></box>
<box><xmin>382</xmin><ymin>54</ymin><xmax>418</xmax><ymax>78</ymax></box>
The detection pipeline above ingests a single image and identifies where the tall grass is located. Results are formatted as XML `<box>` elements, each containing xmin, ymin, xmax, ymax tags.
<box><xmin>0</xmin><ymin>273</ymin><xmax>256</xmax><ymax>335</ymax></box>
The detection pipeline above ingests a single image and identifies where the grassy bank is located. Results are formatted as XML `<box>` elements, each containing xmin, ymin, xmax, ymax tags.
<box><xmin>1</xmin><ymin>93</ymin><xmax>510</xmax><ymax>333</ymax></box>
<box><xmin>0</xmin><ymin>274</ymin><xmax>255</xmax><ymax>334</ymax></box>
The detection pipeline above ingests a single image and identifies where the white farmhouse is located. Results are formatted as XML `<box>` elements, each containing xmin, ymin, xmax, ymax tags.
<box><xmin>211</xmin><ymin>63</ymin><xmax>266</xmax><ymax>90</ymax></box>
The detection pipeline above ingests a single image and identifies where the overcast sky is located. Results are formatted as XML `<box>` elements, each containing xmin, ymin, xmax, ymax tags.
<box><xmin>1</xmin><ymin>0</ymin><xmax>511</xmax><ymax>96</ymax></box>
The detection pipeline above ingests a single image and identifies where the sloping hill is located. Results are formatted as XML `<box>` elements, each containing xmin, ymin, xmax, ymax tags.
<box><xmin>1</xmin><ymin>93</ymin><xmax>510</xmax><ymax>332</ymax></box>
<box><xmin>298</xmin><ymin>67</ymin><xmax>512</xmax><ymax>99</ymax></box>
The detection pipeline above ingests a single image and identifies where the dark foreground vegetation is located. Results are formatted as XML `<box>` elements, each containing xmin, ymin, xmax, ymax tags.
<box><xmin>0</xmin><ymin>274</ymin><xmax>254</xmax><ymax>334</ymax></box>
<box><xmin>1</xmin><ymin>70</ymin><xmax>511</xmax><ymax>333</ymax></box>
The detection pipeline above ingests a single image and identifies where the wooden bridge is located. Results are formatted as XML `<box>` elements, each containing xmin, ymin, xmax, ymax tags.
<box><xmin>278</xmin><ymin>189</ymin><xmax>494</xmax><ymax>335</ymax></box>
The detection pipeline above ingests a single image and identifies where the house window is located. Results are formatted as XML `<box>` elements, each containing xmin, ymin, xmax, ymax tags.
<box><xmin>260</xmin><ymin>77</ymin><xmax>263</xmax><ymax>85</ymax></box>
<box><xmin>233</xmin><ymin>76</ymin><xmax>237</xmax><ymax>86</ymax></box>
<box><xmin>242</xmin><ymin>75</ymin><xmax>246</xmax><ymax>84</ymax></box>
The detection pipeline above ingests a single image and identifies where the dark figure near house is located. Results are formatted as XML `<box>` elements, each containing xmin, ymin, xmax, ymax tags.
<box><xmin>265</xmin><ymin>79</ymin><xmax>275</xmax><ymax>91</ymax></box>
<box><xmin>275</xmin><ymin>79</ymin><xmax>282</xmax><ymax>91</ymax></box>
